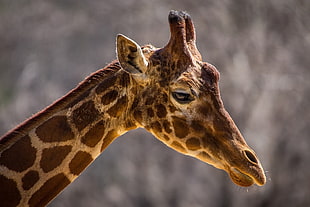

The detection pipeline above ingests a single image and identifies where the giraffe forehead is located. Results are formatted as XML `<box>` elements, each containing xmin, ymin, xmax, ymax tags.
<box><xmin>146</xmin><ymin>49</ymin><xmax>190</xmax><ymax>79</ymax></box>
<box><xmin>146</xmin><ymin>54</ymin><xmax>208</xmax><ymax>93</ymax></box>
<box><xmin>177</xmin><ymin>63</ymin><xmax>220</xmax><ymax>90</ymax></box>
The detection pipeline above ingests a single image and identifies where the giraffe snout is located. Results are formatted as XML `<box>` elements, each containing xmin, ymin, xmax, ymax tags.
<box><xmin>227</xmin><ymin>148</ymin><xmax>266</xmax><ymax>187</ymax></box>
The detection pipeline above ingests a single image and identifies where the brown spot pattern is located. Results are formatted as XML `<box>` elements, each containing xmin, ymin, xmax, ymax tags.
<box><xmin>198</xmin><ymin>105</ymin><xmax>212</xmax><ymax>116</ymax></box>
<box><xmin>176</xmin><ymin>60</ymin><xmax>183</xmax><ymax>69</ymax></box>
<box><xmin>69</xmin><ymin>151</ymin><xmax>93</xmax><ymax>175</ymax></box>
<box><xmin>171</xmin><ymin>62</ymin><xmax>176</xmax><ymax>71</ymax></box>
<box><xmin>107</xmin><ymin>95</ymin><xmax>128</xmax><ymax>117</ymax></box>
<box><xmin>201</xmin><ymin>131</ymin><xmax>220</xmax><ymax>153</ymax></box>
<box><xmin>213</xmin><ymin>116</ymin><xmax>231</xmax><ymax>134</ymax></box>
<box><xmin>155</xmin><ymin>104</ymin><xmax>167</xmax><ymax>118</ymax></box>
<box><xmin>131</xmin><ymin>97</ymin><xmax>139</xmax><ymax>110</ymax></box>
<box><xmin>171</xmin><ymin>141</ymin><xmax>187</xmax><ymax>153</ymax></box>
<box><xmin>72</xmin><ymin>101</ymin><xmax>100</xmax><ymax>131</ymax></box>
<box><xmin>81</xmin><ymin>121</ymin><xmax>105</xmax><ymax>147</ymax></box>
<box><xmin>147</xmin><ymin>108</ymin><xmax>154</xmax><ymax>117</ymax></box>
<box><xmin>172</xmin><ymin>116</ymin><xmax>189</xmax><ymax>138</ymax></box>
<box><xmin>162</xmin><ymin>93</ymin><xmax>168</xmax><ymax>103</ymax></box>
<box><xmin>101</xmin><ymin>130</ymin><xmax>119</xmax><ymax>152</ymax></box>
<box><xmin>150</xmin><ymin>121</ymin><xmax>162</xmax><ymax>133</ymax></box>
<box><xmin>145</xmin><ymin>97</ymin><xmax>153</xmax><ymax>105</ymax></box>
<box><xmin>197</xmin><ymin>151</ymin><xmax>212</xmax><ymax>161</ymax></box>
<box><xmin>169</xmin><ymin>105</ymin><xmax>177</xmax><ymax>113</ymax></box>
<box><xmin>0</xmin><ymin>175</ymin><xmax>21</xmax><ymax>207</ymax></box>
<box><xmin>191</xmin><ymin>120</ymin><xmax>205</xmax><ymax>133</ymax></box>
<box><xmin>124</xmin><ymin>120</ymin><xmax>137</xmax><ymax>130</ymax></box>
<box><xmin>186</xmin><ymin>138</ymin><xmax>201</xmax><ymax>151</ymax></box>
<box><xmin>22</xmin><ymin>170</ymin><xmax>39</xmax><ymax>190</ymax></box>
<box><xmin>95</xmin><ymin>75</ymin><xmax>117</xmax><ymax>94</ymax></box>
<box><xmin>101</xmin><ymin>90</ymin><xmax>118</xmax><ymax>105</ymax></box>
<box><xmin>28</xmin><ymin>173</ymin><xmax>70</xmax><ymax>207</ymax></box>
<box><xmin>40</xmin><ymin>146</ymin><xmax>72</xmax><ymax>173</ymax></box>
<box><xmin>119</xmin><ymin>72</ymin><xmax>131</xmax><ymax>87</ymax></box>
<box><xmin>36</xmin><ymin>116</ymin><xmax>74</xmax><ymax>143</ymax></box>
<box><xmin>0</xmin><ymin>135</ymin><xmax>36</xmax><ymax>172</ymax></box>
<box><xmin>163</xmin><ymin>134</ymin><xmax>170</xmax><ymax>141</ymax></box>
<box><xmin>163</xmin><ymin>120</ymin><xmax>172</xmax><ymax>133</ymax></box>
<box><xmin>133</xmin><ymin>110</ymin><xmax>143</xmax><ymax>124</ymax></box>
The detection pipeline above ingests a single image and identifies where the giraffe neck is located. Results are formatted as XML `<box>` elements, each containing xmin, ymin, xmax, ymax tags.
<box><xmin>0</xmin><ymin>61</ymin><xmax>136</xmax><ymax>207</ymax></box>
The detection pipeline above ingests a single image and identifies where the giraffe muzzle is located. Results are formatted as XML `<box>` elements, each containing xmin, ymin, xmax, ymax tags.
<box><xmin>228</xmin><ymin>149</ymin><xmax>266</xmax><ymax>187</ymax></box>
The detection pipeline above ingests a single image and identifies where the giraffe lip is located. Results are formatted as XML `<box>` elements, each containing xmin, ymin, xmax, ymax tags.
<box><xmin>229</xmin><ymin>167</ymin><xmax>255</xmax><ymax>187</ymax></box>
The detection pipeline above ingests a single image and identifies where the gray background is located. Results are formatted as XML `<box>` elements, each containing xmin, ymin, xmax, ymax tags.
<box><xmin>0</xmin><ymin>0</ymin><xmax>309</xmax><ymax>206</ymax></box>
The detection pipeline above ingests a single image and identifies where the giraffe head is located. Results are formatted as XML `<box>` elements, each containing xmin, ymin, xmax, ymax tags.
<box><xmin>117</xmin><ymin>11</ymin><xmax>266</xmax><ymax>187</ymax></box>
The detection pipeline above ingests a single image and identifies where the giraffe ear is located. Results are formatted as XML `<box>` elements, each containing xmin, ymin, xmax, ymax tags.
<box><xmin>116</xmin><ymin>34</ymin><xmax>148</xmax><ymax>76</ymax></box>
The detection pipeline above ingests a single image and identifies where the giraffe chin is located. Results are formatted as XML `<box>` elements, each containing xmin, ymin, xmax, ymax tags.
<box><xmin>229</xmin><ymin>167</ymin><xmax>255</xmax><ymax>187</ymax></box>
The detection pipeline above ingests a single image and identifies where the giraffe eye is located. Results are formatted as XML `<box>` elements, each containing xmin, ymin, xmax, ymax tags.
<box><xmin>172</xmin><ymin>91</ymin><xmax>194</xmax><ymax>104</ymax></box>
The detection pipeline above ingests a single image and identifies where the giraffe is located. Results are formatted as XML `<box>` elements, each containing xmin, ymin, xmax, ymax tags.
<box><xmin>0</xmin><ymin>11</ymin><xmax>266</xmax><ymax>207</ymax></box>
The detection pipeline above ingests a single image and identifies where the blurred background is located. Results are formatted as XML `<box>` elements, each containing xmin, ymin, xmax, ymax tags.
<box><xmin>0</xmin><ymin>0</ymin><xmax>309</xmax><ymax>206</ymax></box>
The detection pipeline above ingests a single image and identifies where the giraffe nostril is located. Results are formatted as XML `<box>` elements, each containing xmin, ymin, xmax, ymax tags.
<box><xmin>243</xmin><ymin>150</ymin><xmax>258</xmax><ymax>165</ymax></box>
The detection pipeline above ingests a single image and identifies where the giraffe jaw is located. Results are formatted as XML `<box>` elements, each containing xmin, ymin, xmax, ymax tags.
<box><xmin>229</xmin><ymin>168</ymin><xmax>254</xmax><ymax>187</ymax></box>
<box><xmin>202</xmin><ymin>159</ymin><xmax>265</xmax><ymax>187</ymax></box>
<box><xmin>228</xmin><ymin>167</ymin><xmax>266</xmax><ymax>187</ymax></box>
<box><xmin>196</xmin><ymin>152</ymin><xmax>265</xmax><ymax>187</ymax></box>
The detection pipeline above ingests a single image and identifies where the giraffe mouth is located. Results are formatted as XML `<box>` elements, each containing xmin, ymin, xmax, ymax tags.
<box><xmin>229</xmin><ymin>168</ymin><xmax>255</xmax><ymax>187</ymax></box>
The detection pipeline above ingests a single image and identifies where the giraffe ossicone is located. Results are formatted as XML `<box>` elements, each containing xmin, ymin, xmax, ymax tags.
<box><xmin>0</xmin><ymin>10</ymin><xmax>266</xmax><ymax>207</ymax></box>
